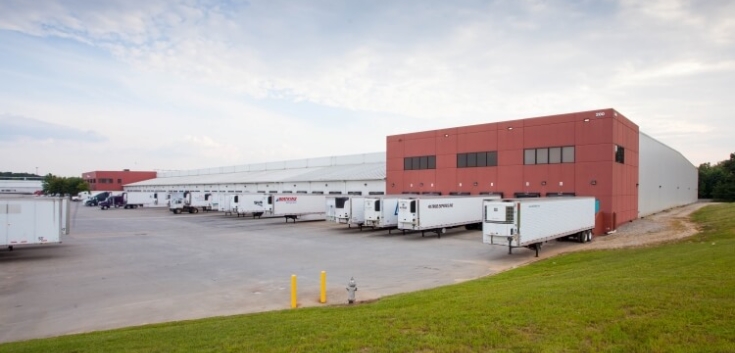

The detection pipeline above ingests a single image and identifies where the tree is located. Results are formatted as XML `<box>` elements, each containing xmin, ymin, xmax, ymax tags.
<box><xmin>700</xmin><ymin>153</ymin><xmax>735</xmax><ymax>202</ymax></box>
<box><xmin>42</xmin><ymin>174</ymin><xmax>90</xmax><ymax>197</ymax></box>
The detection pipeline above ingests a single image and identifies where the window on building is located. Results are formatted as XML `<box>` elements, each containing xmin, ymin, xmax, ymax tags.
<box><xmin>615</xmin><ymin>145</ymin><xmax>625</xmax><ymax>164</ymax></box>
<box><xmin>524</xmin><ymin>149</ymin><xmax>536</xmax><ymax>165</ymax></box>
<box><xmin>404</xmin><ymin>155</ymin><xmax>437</xmax><ymax>170</ymax></box>
<box><xmin>526</xmin><ymin>146</ymin><xmax>575</xmax><ymax>164</ymax></box>
<box><xmin>536</xmin><ymin>148</ymin><xmax>549</xmax><ymax>164</ymax></box>
<box><xmin>562</xmin><ymin>146</ymin><xmax>575</xmax><ymax>163</ymax></box>
<box><xmin>549</xmin><ymin>147</ymin><xmax>562</xmax><ymax>164</ymax></box>
<box><xmin>458</xmin><ymin>151</ymin><xmax>497</xmax><ymax>168</ymax></box>
<box><xmin>117</xmin><ymin>179</ymin><xmax>122</xmax><ymax>184</ymax></box>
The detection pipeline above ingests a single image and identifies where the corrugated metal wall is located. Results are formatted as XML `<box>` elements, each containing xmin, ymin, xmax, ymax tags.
<box><xmin>638</xmin><ymin>132</ymin><xmax>698</xmax><ymax>217</ymax></box>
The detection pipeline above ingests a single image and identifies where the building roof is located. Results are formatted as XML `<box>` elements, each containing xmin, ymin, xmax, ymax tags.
<box><xmin>126</xmin><ymin>152</ymin><xmax>386</xmax><ymax>187</ymax></box>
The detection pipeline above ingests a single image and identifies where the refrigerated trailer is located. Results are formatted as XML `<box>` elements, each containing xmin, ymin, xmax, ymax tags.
<box><xmin>1</xmin><ymin>198</ymin><xmax>69</xmax><ymax>250</ymax></box>
<box><xmin>482</xmin><ymin>197</ymin><xmax>595</xmax><ymax>257</ymax></box>
<box><xmin>169</xmin><ymin>191</ymin><xmax>214</xmax><ymax>214</ymax></box>
<box><xmin>126</xmin><ymin>191</ymin><xmax>166</xmax><ymax>208</ymax></box>
<box><xmin>397</xmin><ymin>196</ymin><xmax>500</xmax><ymax>238</ymax></box>
<box><xmin>231</xmin><ymin>193</ymin><xmax>271</xmax><ymax>218</ymax></box>
<box><xmin>232</xmin><ymin>194</ymin><xmax>326</xmax><ymax>222</ymax></box>
<box><xmin>334</xmin><ymin>196</ymin><xmax>365</xmax><ymax>228</ymax></box>
<box><xmin>363</xmin><ymin>196</ymin><xmax>401</xmax><ymax>232</ymax></box>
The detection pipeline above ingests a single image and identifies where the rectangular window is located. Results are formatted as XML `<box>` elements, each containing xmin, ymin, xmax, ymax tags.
<box><xmin>536</xmin><ymin>148</ymin><xmax>549</xmax><ymax>164</ymax></box>
<box><xmin>549</xmin><ymin>147</ymin><xmax>562</xmax><ymax>164</ymax></box>
<box><xmin>458</xmin><ymin>151</ymin><xmax>497</xmax><ymax>168</ymax></box>
<box><xmin>467</xmin><ymin>153</ymin><xmax>477</xmax><ymax>167</ymax></box>
<box><xmin>476</xmin><ymin>152</ymin><xmax>487</xmax><ymax>167</ymax></box>
<box><xmin>487</xmin><ymin>151</ymin><xmax>498</xmax><ymax>166</ymax></box>
<box><xmin>457</xmin><ymin>154</ymin><xmax>467</xmax><ymax>168</ymax></box>
<box><xmin>615</xmin><ymin>145</ymin><xmax>625</xmax><ymax>164</ymax></box>
<box><xmin>404</xmin><ymin>155</ymin><xmax>436</xmax><ymax>170</ymax></box>
<box><xmin>117</xmin><ymin>179</ymin><xmax>122</xmax><ymax>184</ymax></box>
<box><xmin>562</xmin><ymin>146</ymin><xmax>575</xmax><ymax>163</ymax></box>
<box><xmin>524</xmin><ymin>149</ymin><xmax>536</xmax><ymax>165</ymax></box>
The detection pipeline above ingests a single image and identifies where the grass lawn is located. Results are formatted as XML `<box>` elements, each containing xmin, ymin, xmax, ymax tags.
<box><xmin>3</xmin><ymin>203</ymin><xmax>734</xmax><ymax>352</ymax></box>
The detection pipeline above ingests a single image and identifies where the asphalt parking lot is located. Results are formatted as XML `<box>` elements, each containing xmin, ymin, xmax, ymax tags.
<box><xmin>1</xmin><ymin>201</ymin><xmax>582</xmax><ymax>343</ymax></box>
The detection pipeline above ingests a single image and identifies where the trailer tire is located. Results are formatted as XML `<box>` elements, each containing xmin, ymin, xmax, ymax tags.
<box><xmin>586</xmin><ymin>230</ymin><xmax>593</xmax><ymax>242</ymax></box>
<box><xmin>193</xmin><ymin>208</ymin><xmax>199</xmax><ymax>214</ymax></box>
<box><xmin>578</xmin><ymin>231</ymin><xmax>586</xmax><ymax>243</ymax></box>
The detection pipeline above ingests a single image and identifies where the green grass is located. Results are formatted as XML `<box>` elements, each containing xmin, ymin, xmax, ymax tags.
<box><xmin>4</xmin><ymin>204</ymin><xmax>735</xmax><ymax>353</ymax></box>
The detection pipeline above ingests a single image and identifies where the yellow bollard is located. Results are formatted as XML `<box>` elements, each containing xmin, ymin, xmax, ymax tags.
<box><xmin>291</xmin><ymin>274</ymin><xmax>297</xmax><ymax>309</ymax></box>
<box><xmin>320</xmin><ymin>271</ymin><xmax>327</xmax><ymax>303</ymax></box>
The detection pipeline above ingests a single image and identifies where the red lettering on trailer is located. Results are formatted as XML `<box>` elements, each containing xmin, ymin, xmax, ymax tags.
<box><xmin>276</xmin><ymin>197</ymin><xmax>297</xmax><ymax>202</ymax></box>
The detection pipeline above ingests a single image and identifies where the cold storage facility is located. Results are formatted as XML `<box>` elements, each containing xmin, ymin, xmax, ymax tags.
<box><xmin>386</xmin><ymin>108</ymin><xmax>697</xmax><ymax>234</ymax></box>
<box><xmin>124</xmin><ymin>153</ymin><xmax>386</xmax><ymax>203</ymax></box>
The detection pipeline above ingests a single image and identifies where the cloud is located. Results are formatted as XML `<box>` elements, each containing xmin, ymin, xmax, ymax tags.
<box><xmin>0</xmin><ymin>114</ymin><xmax>107</xmax><ymax>143</ymax></box>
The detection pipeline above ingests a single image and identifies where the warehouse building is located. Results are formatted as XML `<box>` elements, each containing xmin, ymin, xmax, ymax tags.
<box><xmin>124</xmin><ymin>153</ymin><xmax>386</xmax><ymax>196</ymax></box>
<box><xmin>83</xmin><ymin>170</ymin><xmax>157</xmax><ymax>191</ymax></box>
<box><xmin>385</xmin><ymin>108</ymin><xmax>697</xmax><ymax>233</ymax></box>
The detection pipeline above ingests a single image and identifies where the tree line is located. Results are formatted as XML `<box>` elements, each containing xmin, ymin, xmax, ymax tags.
<box><xmin>699</xmin><ymin>153</ymin><xmax>735</xmax><ymax>201</ymax></box>
<box><xmin>42</xmin><ymin>174</ymin><xmax>90</xmax><ymax>197</ymax></box>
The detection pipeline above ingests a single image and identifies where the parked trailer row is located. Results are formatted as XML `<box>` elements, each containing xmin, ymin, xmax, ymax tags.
<box><xmin>1</xmin><ymin>198</ymin><xmax>69</xmax><ymax>250</ymax></box>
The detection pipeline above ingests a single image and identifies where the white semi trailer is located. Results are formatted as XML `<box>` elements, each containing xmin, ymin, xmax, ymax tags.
<box><xmin>231</xmin><ymin>193</ymin><xmax>271</xmax><ymax>218</ymax></box>
<box><xmin>335</xmin><ymin>196</ymin><xmax>365</xmax><ymax>228</ymax></box>
<box><xmin>126</xmin><ymin>191</ymin><xmax>166</xmax><ymax>208</ymax></box>
<box><xmin>482</xmin><ymin>197</ymin><xmax>595</xmax><ymax>257</ymax></box>
<box><xmin>397</xmin><ymin>195</ymin><xmax>499</xmax><ymax>238</ymax></box>
<box><xmin>169</xmin><ymin>191</ymin><xmax>214</xmax><ymax>214</ymax></box>
<box><xmin>1</xmin><ymin>198</ymin><xmax>69</xmax><ymax>251</ymax></box>
<box><xmin>363</xmin><ymin>196</ymin><xmax>401</xmax><ymax>232</ymax></box>
<box><xmin>233</xmin><ymin>194</ymin><xmax>326</xmax><ymax>222</ymax></box>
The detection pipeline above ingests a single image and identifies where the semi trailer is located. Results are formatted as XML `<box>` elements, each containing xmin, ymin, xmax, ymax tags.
<box><xmin>231</xmin><ymin>193</ymin><xmax>327</xmax><ymax>222</ymax></box>
<box><xmin>397</xmin><ymin>195</ymin><xmax>499</xmax><ymax>238</ymax></box>
<box><xmin>363</xmin><ymin>196</ymin><xmax>401</xmax><ymax>232</ymax></box>
<box><xmin>334</xmin><ymin>196</ymin><xmax>365</xmax><ymax>228</ymax></box>
<box><xmin>482</xmin><ymin>197</ymin><xmax>595</xmax><ymax>257</ymax></box>
<box><xmin>169</xmin><ymin>191</ymin><xmax>214</xmax><ymax>214</ymax></box>
<box><xmin>230</xmin><ymin>193</ymin><xmax>271</xmax><ymax>218</ymax></box>
<box><xmin>1</xmin><ymin>198</ymin><xmax>69</xmax><ymax>251</ymax></box>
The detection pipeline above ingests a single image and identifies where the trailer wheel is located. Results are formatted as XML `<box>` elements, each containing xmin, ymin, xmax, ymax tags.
<box><xmin>577</xmin><ymin>231</ymin><xmax>586</xmax><ymax>243</ymax></box>
<box><xmin>586</xmin><ymin>230</ymin><xmax>593</xmax><ymax>242</ymax></box>
<box><xmin>175</xmin><ymin>209</ymin><xmax>181</xmax><ymax>214</ymax></box>
<box><xmin>193</xmin><ymin>208</ymin><xmax>199</xmax><ymax>214</ymax></box>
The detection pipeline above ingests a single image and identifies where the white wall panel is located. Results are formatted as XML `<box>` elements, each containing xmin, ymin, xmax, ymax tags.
<box><xmin>639</xmin><ymin>132</ymin><xmax>698</xmax><ymax>217</ymax></box>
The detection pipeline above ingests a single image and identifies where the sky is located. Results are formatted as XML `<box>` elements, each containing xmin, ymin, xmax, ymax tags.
<box><xmin>0</xmin><ymin>0</ymin><xmax>733</xmax><ymax>177</ymax></box>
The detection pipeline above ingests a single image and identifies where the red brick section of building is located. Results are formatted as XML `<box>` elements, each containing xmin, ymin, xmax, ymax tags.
<box><xmin>82</xmin><ymin>170</ymin><xmax>157</xmax><ymax>191</ymax></box>
<box><xmin>386</xmin><ymin>108</ymin><xmax>639</xmax><ymax>234</ymax></box>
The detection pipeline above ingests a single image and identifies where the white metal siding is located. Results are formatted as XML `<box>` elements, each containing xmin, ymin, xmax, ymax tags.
<box><xmin>638</xmin><ymin>132</ymin><xmax>698</xmax><ymax>217</ymax></box>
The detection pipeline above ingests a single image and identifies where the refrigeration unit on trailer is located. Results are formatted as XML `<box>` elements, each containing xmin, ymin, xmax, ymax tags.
<box><xmin>363</xmin><ymin>196</ymin><xmax>401</xmax><ymax>232</ymax></box>
<box><xmin>482</xmin><ymin>197</ymin><xmax>595</xmax><ymax>257</ymax></box>
<box><xmin>397</xmin><ymin>195</ymin><xmax>499</xmax><ymax>238</ymax></box>
<box><xmin>1</xmin><ymin>198</ymin><xmax>69</xmax><ymax>251</ymax></box>
<box><xmin>169</xmin><ymin>191</ymin><xmax>214</xmax><ymax>214</ymax></box>
<box><xmin>231</xmin><ymin>193</ymin><xmax>272</xmax><ymax>218</ymax></box>
<box><xmin>334</xmin><ymin>196</ymin><xmax>365</xmax><ymax>228</ymax></box>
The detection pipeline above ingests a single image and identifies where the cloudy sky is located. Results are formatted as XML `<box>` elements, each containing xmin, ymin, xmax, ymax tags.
<box><xmin>1</xmin><ymin>0</ymin><xmax>732</xmax><ymax>177</ymax></box>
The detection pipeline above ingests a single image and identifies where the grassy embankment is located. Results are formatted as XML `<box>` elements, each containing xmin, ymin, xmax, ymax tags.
<box><xmin>3</xmin><ymin>204</ymin><xmax>734</xmax><ymax>352</ymax></box>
